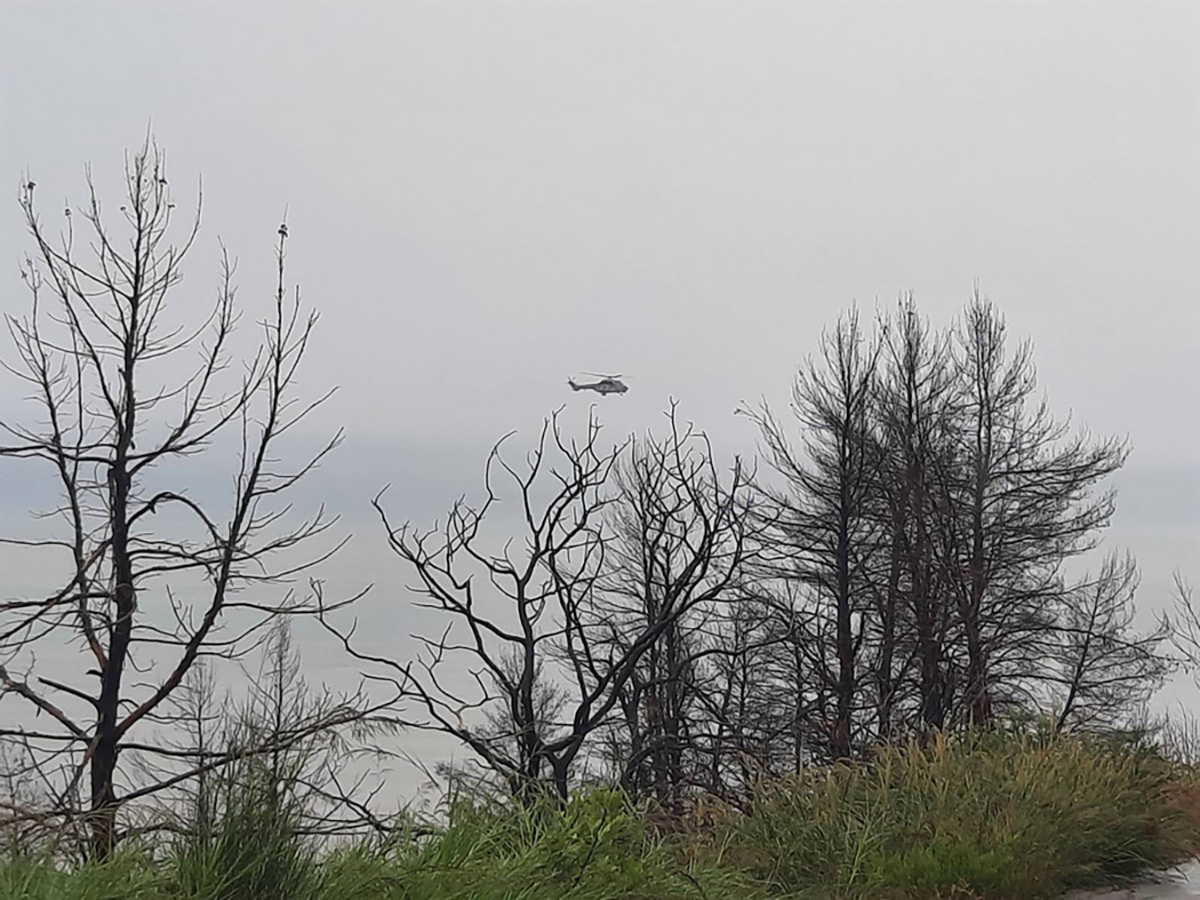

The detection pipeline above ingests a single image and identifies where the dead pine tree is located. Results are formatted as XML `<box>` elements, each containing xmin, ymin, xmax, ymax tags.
<box><xmin>873</xmin><ymin>298</ymin><xmax>960</xmax><ymax>739</ymax></box>
<box><xmin>1050</xmin><ymin>552</ymin><xmax>1169</xmax><ymax>734</ymax></box>
<box><xmin>936</xmin><ymin>292</ymin><xmax>1129</xmax><ymax>726</ymax></box>
<box><xmin>0</xmin><ymin>141</ymin><xmax>358</xmax><ymax>859</ymax></box>
<box><xmin>743</xmin><ymin>307</ymin><xmax>883</xmax><ymax>761</ymax></box>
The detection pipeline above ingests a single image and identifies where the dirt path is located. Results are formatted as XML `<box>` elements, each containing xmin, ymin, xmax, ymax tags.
<box><xmin>1066</xmin><ymin>863</ymin><xmax>1200</xmax><ymax>899</ymax></box>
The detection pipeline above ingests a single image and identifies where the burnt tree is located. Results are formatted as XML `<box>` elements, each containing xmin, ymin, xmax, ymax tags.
<box><xmin>0</xmin><ymin>143</ymin><xmax>357</xmax><ymax>858</ymax></box>
<box><xmin>874</xmin><ymin>298</ymin><xmax>961</xmax><ymax>737</ymax></box>
<box><xmin>745</xmin><ymin>308</ymin><xmax>883</xmax><ymax>759</ymax></box>
<box><xmin>1051</xmin><ymin>553</ymin><xmax>1169</xmax><ymax>733</ymax></box>
<box><xmin>936</xmin><ymin>293</ymin><xmax>1128</xmax><ymax>725</ymax></box>
<box><xmin>597</xmin><ymin>404</ymin><xmax>759</xmax><ymax>809</ymax></box>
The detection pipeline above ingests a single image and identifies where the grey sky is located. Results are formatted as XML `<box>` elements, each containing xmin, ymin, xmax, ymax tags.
<box><xmin>4</xmin><ymin>2</ymin><xmax>1197</xmax><ymax>447</ymax></box>
<box><xmin>2</xmin><ymin>3</ymin><xmax>1198</xmax><ymax>790</ymax></box>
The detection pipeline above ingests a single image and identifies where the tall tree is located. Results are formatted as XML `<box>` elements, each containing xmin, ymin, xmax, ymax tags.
<box><xmin>874</xmin><ymin>298</ymin><xmax>962</xmax><ymax>736</ymax></box>
<box><xmin>744</xmin><ymin>307</ymin><xmax>882</xmax><ymax>759</ymax></box>
<box><xmin>0</xmin><ymin>143</ymin><xmax>355</xmax><ymax>857</ymax></box>
<box><xmin>938</xmin><ymin>293</ymin><xmax>1128</xmax><ymax>725</ymax></box>
<box><xmin>597</xmin><ymin>404</ymin><xmax>758</xmax><ymax>809</ymax></box>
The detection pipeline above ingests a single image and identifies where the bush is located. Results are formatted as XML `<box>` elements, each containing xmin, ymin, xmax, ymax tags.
<box><xmin>167</xmin><ymin>750</ymin><xmax>320</xmax><ymax>900</ymax></box>
<box><xmin>729</xmin><ymin>729</ymin><xmax>1196</xmax><ymax>899</ymax></box>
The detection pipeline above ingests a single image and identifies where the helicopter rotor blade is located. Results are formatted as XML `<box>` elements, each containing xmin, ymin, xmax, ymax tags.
<box><xmin>582</xmin><ymin>372</ymin><xmax>624</xmax><ymax>379</ymax></box>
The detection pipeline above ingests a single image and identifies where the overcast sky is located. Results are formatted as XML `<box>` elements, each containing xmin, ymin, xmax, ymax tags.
<box><xmin>2</xmin><ymin>3</ymin><xmax>1198</xmax><ymax>785</ymax></box>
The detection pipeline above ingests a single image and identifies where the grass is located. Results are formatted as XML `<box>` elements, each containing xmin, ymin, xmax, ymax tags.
<box><xmin>2</xmin><ymin>729</ymin><xmax>1197</xmax><ymax>900</ymax></box>
<box><xmin>727</xmin><ymin>729</ymin><xmax>1200</xmax><ymax>899</ymax></box>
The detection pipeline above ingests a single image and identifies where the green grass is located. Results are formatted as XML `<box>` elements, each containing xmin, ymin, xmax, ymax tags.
<box><xmin>2</xmin><ymin>730</ymin><xmax>1197</xmax><ymax>900</ymax></box>
<box><xmin>308</xmin><ymin>789</ymin><xmax>748</xmax><ymax>900</ymax></box>
<box><xmin>726</xmin><ymin>729</ymin><xmax>1200</xmax><ymax>899</ymax></box>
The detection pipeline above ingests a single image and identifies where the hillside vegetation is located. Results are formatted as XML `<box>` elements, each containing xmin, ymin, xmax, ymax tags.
<box><xmin>3</xmin><ymin>728</ymin><xmax>1199</xmax><ymax>900</ymax></box>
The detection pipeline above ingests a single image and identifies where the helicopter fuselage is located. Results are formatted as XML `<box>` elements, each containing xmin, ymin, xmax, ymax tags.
<box><xmin>568</xmin><ymin>378</ymin><xmax>628</xmax><ymax>395</ymax></box>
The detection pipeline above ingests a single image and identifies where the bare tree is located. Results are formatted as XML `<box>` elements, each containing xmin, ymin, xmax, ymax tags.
<box><xmin>744</xmin><ymin>307</ymin><xmax>884</xmax><ymax>759</ymax></box>
<box><xmin>594</xmin><ymin>403</ymin><xmax>760</xmax><ymax>809</ymax></box>
<box><xmin>689</xmin><ymin>590</ymin><xmax>804</xmax><ymax>801</ymax></box>
<box><xmin>872</xmin><ymin>298</ymin><xmax>962</xmax><ymax>738</ymax></box>
<box><xmin>323</xmin><ymin>411</ymin><xmax>624</xmax><ymax>802</ymax></box>
<box><xmin>0</xmin><ymin>141</ymin><xmax>360</xmax><ymax>857</ymax></box>
<box><xmin>324</xmin><ymin>407</ymin><xmax>756</xmax><ymax>803</ymax></box>
<box><xmin>935</xmin><ymin>292</ymin><xmax>1128</xmax><ymax>726</ymax></box>
<box><xmin>1050</xmin><ymin>553</ymin><xmax>1169</xmax><ymax>733</ymax></box>
<box><xmin>181</xmin><ymin>619</ymin><xmax>398</xmax><ymax>844</ymax></box>
<box><xmin>1164</xmin><ymin>574</ymin><xmax>1200</xmax><ymax>714</ymax></box>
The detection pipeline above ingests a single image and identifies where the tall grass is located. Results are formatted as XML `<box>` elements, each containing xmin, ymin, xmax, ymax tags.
<box><xmin>166</xmin><ymin>749</ymin><xmax>321</xmax><ymax>900</ymax></box>
<box><xmin>730</xmin><ymin>729</ymin><xmax>1199</xmax><ymax>899</ymax></box>
<box><xmin>317</xmin><ymin>788</ymin><xmax>747</xmax><ymax>899</ymax></box>
<box><xmin>1</xmin><ymin>728</ymin><xmax>1196</xmax><ymax>900</ymax></box>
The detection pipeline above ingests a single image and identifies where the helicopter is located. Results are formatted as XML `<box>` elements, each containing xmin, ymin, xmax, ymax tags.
<box><xmin>567</xmin><ymin>373</ymin><xmax>629</xmax><ymax>395</ymax></box>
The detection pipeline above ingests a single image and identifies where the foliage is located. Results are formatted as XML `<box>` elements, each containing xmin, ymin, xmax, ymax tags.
<box><xmin>166</xmin><ymin>749</ymin><xmax>320</xmax><ymax>900</ymax></box>
<box><xmin>1</xmin><ymin>730</ymin><xmax>1197</xmax><ymax>899</ymax></box>
<box><xmin>729</xmin><ymin>728</ymin><xmax>1197</xmax><ymax>899</ymax></box>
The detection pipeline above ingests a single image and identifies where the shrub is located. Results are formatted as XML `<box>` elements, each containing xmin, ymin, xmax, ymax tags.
<box><xmin>729</xmin><ymin>729</ymin><xmax>1196</xmax><ymax>899</ymax></box>
<box><xmin>166</xmin><ymin>750</ymin><xmax>320</xmax><ymax>900</ymax></box>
